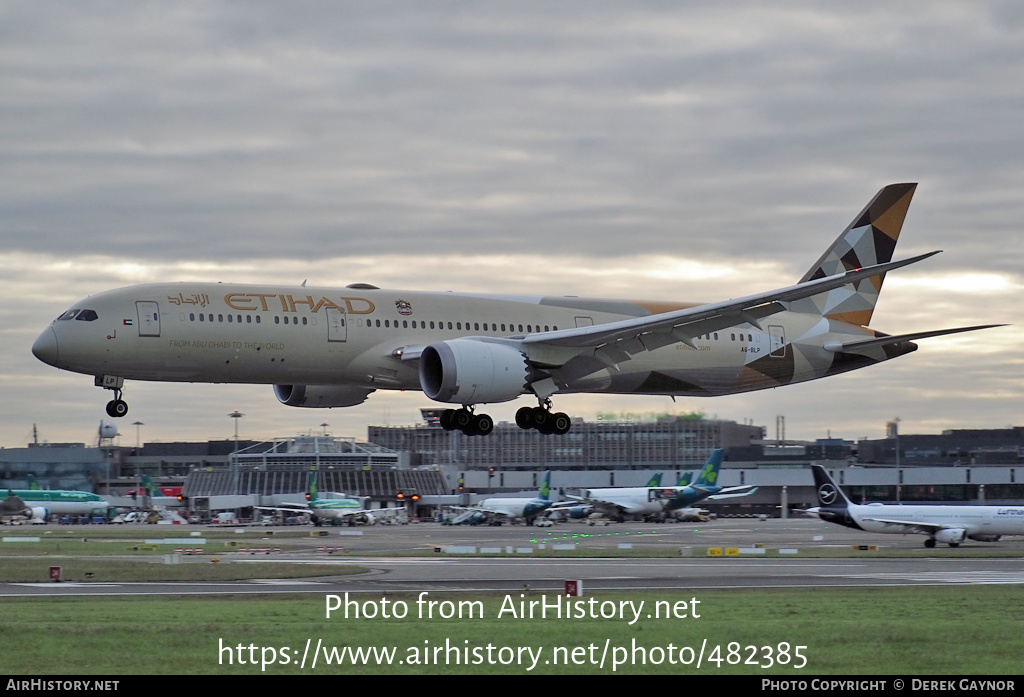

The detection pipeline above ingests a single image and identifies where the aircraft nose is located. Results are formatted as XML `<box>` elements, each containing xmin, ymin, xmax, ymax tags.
<box><xmin>32</xmin><ymin>327</ymin><xmax>59</xmax><ymax>366</ymax></box>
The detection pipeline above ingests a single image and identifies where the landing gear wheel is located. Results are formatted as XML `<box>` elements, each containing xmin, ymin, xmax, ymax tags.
<box><xmin>439</xmin><ymin>409</ymin><xmax>457</xmax><ymax>431</ymax></box>
<box><xmin>106</xmin><ymin>399</ymin><xmax>128</xmax><ymax>418</ymax></box>
<box><xmin>924</xmin><ymin>538</ymin><xmax>936</xmax><ymax>548</ymax></box>
<box><xmin>515</xmin><ymin>406</ymin><xmax>534</xmax><ymax>429</ymax></box>
<box><xmin>471</xmin><ymin>413</ymin><xmax>494</xmax><ymax>436</ymax></box>
<box><xmin>551</xmin><ymin>412</ymin><xmax>571</xmax><ymax>435</ymax></box>
<box><xmin>454</xmin><ymin>409</ymin><xmax>474</xmax><ymax>430</ymax></box>
<box><xmin>531</xmin><ymin>406</ymin><xmax>550</xmax><ymax>430</ymax></box>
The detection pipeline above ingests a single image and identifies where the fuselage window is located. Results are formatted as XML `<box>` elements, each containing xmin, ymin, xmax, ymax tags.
<box><xmin>275</xmin><ymin>316</ymin><xmax>280</xmax><ymax>325</ymax></box>
<box><xmin>303</xmin><ymin>317</ymin><xmax>308</xmax><ymax>326</ymax></box>
<box><xmin>218</xmin><ymin>314</ymin><xmax>223</xmax><ymax>322</ymax></box>
<box><xmin>474</xmin><ymin>323</ymin><xmax>479</xmax><ymax>331</ymax></box>
<box><xmin>199</xmin><ymin>314</ymin><xmax>205</xmax><ymax>322</ymax></box>
<box><xmin>190</xmin><ymin>313</ymin><xmax>195</xmax><ymax>322</ymax></box>
<box><xmin>448</xmin><ymin>322</ymin><xmax>453</xmax><ymax>330</ymax></box>
<box><xmin>429</xmin><ymin>321</ymin><xmax>435</xmax><ymax>329</ymax></box>
<box><xmin>227</xmin><ymin>315</ymin><xmax>233</xmax><ymax>323</ymax></box>
<box><xmin>501</xmin><ymin>324</ymin><xmax>506</xmax><ymax>332</ymax></box>
<box><xmin>518</xmin><ymin>324</ymin><xmax>523</xmax><ymax>333</ymax></box>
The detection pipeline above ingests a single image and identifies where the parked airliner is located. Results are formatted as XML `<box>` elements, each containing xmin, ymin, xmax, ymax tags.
<box><xmin>450</xmin><ymin>471</ymin><xmax>554</xmax><ymax>525</ymax></box>
<box><xmin>32</xmin><ymin>183</ymin><xmax>998</xmax><ymax>435</ymax></box>
<box><xmin>560</xmin><ymin>449</ymin><xmax>754</xmax><ymax>521</ymax></box>
<box><xmin>806</xmin><ymin>465</ymin><xmax>1024</xmax><ymax>548</ymax></box>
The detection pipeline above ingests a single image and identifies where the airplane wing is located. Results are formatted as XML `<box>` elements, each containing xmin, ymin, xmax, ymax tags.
<box><xmin>394</xmin><ymin>253</ymin><xmax>943</xmax><ymax>380</ymax></box>
<box><xmin>823</xmin><ymin>325</ymin><xmax>1005</xmax><ymax>354</ymax></box>
<box><xmin>520</xmin><ymin>252</ymin><xmax>942</xmax><ymax>383</ymax></box>
<box><xmin>254</xmin><ymin>504</ymin><xmax>311</xmax><ymax>513</ymax></box>
<box><xmin>706</xmin><ymin>486</ymin><xmax>759</xmax><ymax>500</ymax></box>
<box><xmin>449</xmin><ymin>505</ymin><xmax>509</xmax><ymax>518</ymax></box>
<box><xmin>857</xmin><ymin>516</ymin><xmax>958</xmax><ymax>535</ymax></box>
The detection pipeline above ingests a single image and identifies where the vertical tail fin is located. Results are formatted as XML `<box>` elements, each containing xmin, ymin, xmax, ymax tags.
<box><xmin>537</xmin><ymin>471</ymin><xmax>552</xmax><ymax>501</ymax></box>
<box><xmin>792</xmin><ymin>183</ymin><xmax>917</xmax><ymax>326</ymax></box>
<box><xmin>676</xmin><ymin>471</ymin><xmax>693</xmax><ymax>487</ymax></box>
<box><xmin>645</xmin><ymin>473</ymin><xmax>663</xmax><ymax>487</ymax></box>
<box><xmin>694</xmin><ymin>449</ymin><xmax>724</xmax><ymax>487</ymax></box>
<box><xmin>27</xmin><ymin>474</ymin><xmax>41</xmax><ymax>491</ymax></box>
<box><xmin>810</xmin><ymin>465</ymin><xmax>852</xmax><ymax>508</ymax></box>
<box><xmin>141</xmin><ymin>474</ymin><xmax>159</xmax><ymax>498</ymax></box>
<box><xmin>306</xmin><ymin>472</ymin><xmax>319</xmax><ymax>502</ymax></box>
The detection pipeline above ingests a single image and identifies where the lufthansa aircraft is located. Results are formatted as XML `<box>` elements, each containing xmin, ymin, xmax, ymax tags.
<box><xmin>807</xmin><ymin>465</ymin><xmax>1024</xmax><ymax>548</ymax></box>
<box><xmin>32</xmin><ymin>184</ymin><xmax>998</xmax><ymax>436</ymax></box>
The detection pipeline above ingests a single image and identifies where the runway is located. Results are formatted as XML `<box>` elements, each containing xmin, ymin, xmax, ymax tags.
<box><xmin>2</xmin><ymin>518</ymin><xmax>1023</xmax><ymax>597</ymax></box>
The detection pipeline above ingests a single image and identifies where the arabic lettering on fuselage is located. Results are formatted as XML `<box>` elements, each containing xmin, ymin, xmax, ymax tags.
<box><xmin>167</xmin><ymin>293</ymin><xmax>211</xmax><ymax>308</ymax></box>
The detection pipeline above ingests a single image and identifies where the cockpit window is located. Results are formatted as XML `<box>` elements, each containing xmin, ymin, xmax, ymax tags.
<box><xmin>58</xmin><ymin>308</ymin><xmax>99</xmax><ymax>321</ymax></box>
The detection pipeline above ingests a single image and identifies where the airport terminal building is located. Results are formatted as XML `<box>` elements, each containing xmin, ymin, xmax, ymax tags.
<box><xmin>3</xmin><ymin>415</ymin><xmax>1024</xmax><ymax>520</ymax></box>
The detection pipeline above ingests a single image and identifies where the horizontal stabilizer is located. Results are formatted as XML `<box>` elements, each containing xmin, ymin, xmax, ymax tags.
<box><xmin>824</xmin><ymin>325</ymin><xmax>1005</xmax><ymax>354</ymax></box>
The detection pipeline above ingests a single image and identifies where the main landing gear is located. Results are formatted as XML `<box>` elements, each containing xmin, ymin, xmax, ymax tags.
<box><xmin>440</xmin><ymin>400</ymin><xmax>572</xmax><ymax>437</ymax></box>
<box><xmin>516</xmin><ymin>401</ymin><xmax>571</xmax><ymax>435</ymax></box>
<box><xmin>439</xmin><ymin>408</ymin><xmax>494</xmax><ymax>437</ymax></box>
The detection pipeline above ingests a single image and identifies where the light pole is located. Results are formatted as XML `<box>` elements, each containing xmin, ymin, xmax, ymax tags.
<box><xmin>228</xmin><ymin>410</ymin><xmax>245</xmax><ymax>451</ymax></box>
<box><xmin>132</xmin><ymin>420</ymin><xmax>144</xmax><ymax>451</ymax></box>
<box><xmin>228</xmin><ymin>410</ymin><xmax>244</xmax><ymax>498</ymax></box>
<box><xmin>132</xmin><ymin>420</ymin><xmax>144</xmax><ymax>501</ymax></box>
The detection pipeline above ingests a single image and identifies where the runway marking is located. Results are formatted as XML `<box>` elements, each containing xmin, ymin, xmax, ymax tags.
<box><xmin>248</xmin><ymin>579</ymin><xmax>325</xmax><ymax>585</ymax></box>
<box><xmin>13</xmin><ymin>583</ymin><xmax>122</xmax><ymax>588</ymax></box>
<box><xmin>835</xmin><ymin>571</ymin><xmax>1024</xmax><ymax>585</ymax></box>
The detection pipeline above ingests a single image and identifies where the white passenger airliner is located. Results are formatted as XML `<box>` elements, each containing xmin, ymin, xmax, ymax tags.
<box><xmin>559</xmin><ymin>449</ymin><xmax>755</xmax><ymax>521</ymax></box>
<box><xmin>32</xmin><ymin>184</ymin><xmax>998</xmax><ymax>436</ymax></box>
<box><xmin>807</xmin><ymin>465</ymin><xmax>1024</xmax><ymax>548</ymax></box>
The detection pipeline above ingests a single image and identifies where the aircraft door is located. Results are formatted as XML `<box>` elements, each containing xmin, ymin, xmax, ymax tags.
<box><xmin>768</xmin><ymin>325</ymin><xmax>786</xmax><ymax>358</ymax></box>
<box><xmin>326</xmin><ymin>308</ymin><xmax>347</xmax><ymax>342</ymax></box>
<box><xmin>136</xmin><ymin>301</ymin><xmax>161</xmax><ymax>337</ymax></box>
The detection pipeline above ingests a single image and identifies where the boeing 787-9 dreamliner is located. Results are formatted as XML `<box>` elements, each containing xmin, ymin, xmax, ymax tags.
<box><xmin>33</xmin><ymin>184</ymin><xmax>999</xmax><ymax>436</ymax></box>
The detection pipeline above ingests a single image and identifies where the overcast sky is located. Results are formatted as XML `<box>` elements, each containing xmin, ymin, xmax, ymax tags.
<box><xmin>3</xmin><ymin>1</ymin><xmax>1021</xmax><ymax>449</ymax></box>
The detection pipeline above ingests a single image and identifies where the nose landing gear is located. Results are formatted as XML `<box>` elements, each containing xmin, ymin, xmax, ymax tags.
<box><xmin>96</xmin><ymin>375</ymin><xmax>129</xmax><ymax>418</ymax></box>
<box><xmin>106</xmin><ymin>397</ymin><xmax>129</xmax><ymax>418</ymax></box>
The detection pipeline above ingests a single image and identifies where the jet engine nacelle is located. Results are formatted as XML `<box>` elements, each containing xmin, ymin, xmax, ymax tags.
<box><xmin>934</xmin><ymin>528</ymin><xmax>967</xmax><ymax>545</ymax></box>
<box><xmin>274</xmin><ymin>384</ymin><xmax>375</xmax><ymax>408</ymax></box>
<box><xmin>27</xmin><ymin>507</ymin><xmax>49</xmax><ymax>523</ymax></box>
<box><xmin>419</xmin><ymin>339</ymin><xmax>529</xmax><ymax>404</ymax></box>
